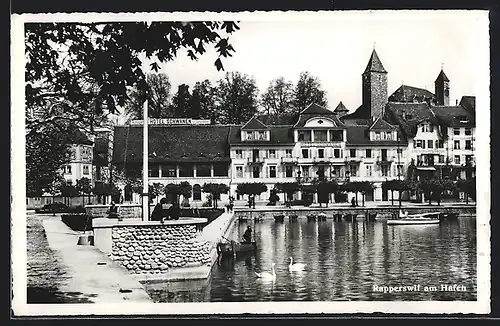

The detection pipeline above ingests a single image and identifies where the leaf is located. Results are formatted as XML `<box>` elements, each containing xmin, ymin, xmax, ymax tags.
<box><xmin>214</xmin><ymin>58</ymin><xmax>224</xmax><ymax>71</ymax></box>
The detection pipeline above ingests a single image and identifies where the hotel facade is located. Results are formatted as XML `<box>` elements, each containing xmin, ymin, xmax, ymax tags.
<box><xmin>110</xmin><ymin>50</ymin><xmax>476</xmax><ymax>205</ymax></box>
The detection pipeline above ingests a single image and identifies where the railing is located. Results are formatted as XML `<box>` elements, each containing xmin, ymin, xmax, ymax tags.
<box><xmin>281</xmin><ymin>157</ymin><xmax>298</xmax><ymax>164</ymax></box>
<box><xmin>376</xmin><ymin>156</ymin><xmax>396</xmax><ymax>164</ymax></box>
<box><xmin>344</xmin><ymin>156</ymin><xmax>362</xmax><ymax>163</ymax></box>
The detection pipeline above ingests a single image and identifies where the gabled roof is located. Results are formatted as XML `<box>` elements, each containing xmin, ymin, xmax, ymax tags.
<box><xmin>256</xmin><ymin>113</ymin><xmax>297</xmax><ymax>126</ymax></box>
<box><xmin>112</xmin><ymin>125</ymin><xmax>231</xmax><ymax>164</ymax></box>
<box><xmin>340</xmin><ymin>104</ymin><xmax>371</xmax><ymax>122</ymax></box>
<box><xmin>435</xmin><ymin>69</ymin><xmax>450</xmax><ymax>83</ymax></box>
<box><xmin>229</xmin><ymin>125</ymin><xmax>294</xmax><ymax>145</ymax></box>
<box><xmin>299</xmin><ymin>103</ymin><xmax>335</xmax><ymax>115</ymax></box>
<box><xmin>69</xmin><ymin>129</ymin><xmax>93</xmax><ymax>146</ymax></box>
<box><xmin>460</xmin><ymin>96</ymin><xmax>476</xmax><ymax>113</ymax></box>
<box><xmin>241</xmin><ymin>116</ymin><xmax>269</xmax><ymax>130</ymax></box>
<box><xmin>346</xmin><ymin>125</ymin><xmax>406</xmax><ymax>146</ymax></box>
<box><xmin>363</xmin><ymin>49</ymin><xmax>387</xmax><ymax>74</ymax></box>
<box><xmin>383</xmin><ymin>102</ymin><xmax>438</xmax><ymax>139</ymax></box>
<box><xmin>369</xmin><ymin>117</ymin><xmax>398</xmax><ymax>130</ymax></box>
<box><xmin>333</xmin><ymin>101</ymin><xmax>349</xmax><ymax>114</ymax></box>
<box><xmin>388</xmin><ymin>85</ymin><xmax>434</xmax><ymax>103</ymax></box>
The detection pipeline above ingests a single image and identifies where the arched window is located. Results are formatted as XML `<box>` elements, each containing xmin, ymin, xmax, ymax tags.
<box><xmin>193</xmin><ymin>184</ymin><xmax>202</xmax><ymax>201</ymax></box>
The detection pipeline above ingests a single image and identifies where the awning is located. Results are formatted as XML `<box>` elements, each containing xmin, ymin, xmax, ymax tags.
<box><xmin>416</xmin><ymin>167</ymin><xmax>436</xmax><ymax>171</ymax></box>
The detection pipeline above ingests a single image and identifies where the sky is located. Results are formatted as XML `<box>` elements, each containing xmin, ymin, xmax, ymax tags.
<box><xmin>137</xmin><ymin>10</ymin><xmax>489</xmax><ymax>115</ymax></box>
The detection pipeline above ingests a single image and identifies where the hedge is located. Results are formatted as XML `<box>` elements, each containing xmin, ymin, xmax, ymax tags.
<box><xmin>61</xmin><ymin>214</ymin><xmax>93</xmax><ymax>231</ymax></box>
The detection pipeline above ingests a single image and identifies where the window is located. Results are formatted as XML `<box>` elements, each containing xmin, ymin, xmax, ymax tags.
<box><xmin>301</xmin><ymin>166</ymin><xmax>309</xmax><ymax>178</ymax></box>
<box><xmin>193</xmin><ymin>184</ymin><xmax>202</xmax><ymax>201</ymax></box>
<box><xmin>318</xmin><ymin>149</ymin><xmax>325</xmax><ymax>158</ymax></box>
<box><xmin>454</xmin><ymin>140</ymin><xmax>461</xmax><ymax>150</ymax></box>
<box><xmin>197</xmin><ymin>164</ymin><xmax>211</xmax><ymax>177</ymax></box>
<box><xmin>65</xmin><ymin>165</ymin><xmax>72</xmax><ymax>174</ymax></box>
<box><xmin>334</xmin><ymin>149</ymin><xmax>340</xmax><ymax>158</ymax></box>
<box><xmin>439</xmin><ymin>155</ymin><xmax>445</xmax><ymax>163</ymax></box>
<box><xmin>465</xmin><ymin>140</ymin><xmax>472</xmax><ymax>150</ymax></box>
<box><xmin>258</xmin><ymin>131</ymin><xmax>266</xmax><ymax>140</ymax></box>
<box><xmin>366</xmin><ymin>164</ymin><xmax>373</xmax><ymax>177</ymax></box>
<box><xmin>285</xmin><ymin>165</ymin><xmax>293</xmax><ymax>178</ymax></box>
<box><xmin>179</xmin><ymin>165</ymin><xmax>194</xmax><ymax>177</ymax></box>
<box><xmin>429</xmin><ymin>125</ymin><xmax>434</xmax><ymax>132</ymax></box>
<box><xmin>375</xmin><ymin>132</ymin><xmax>381</xmax><ymax>140</ymax></box>
<box><xmin>397</xmin><ymin>165</ymin><xmax>403</xmax><ymax>177</ymax></box>
<box><xmin>465</xmin><ymin>155</ymin><xmax>473</xmax><ymax>164</ymax></box>
<box><xmin>246</xmin><ymin>132</ymin><xmax>254</xmax><ymax>140</ymax></box>
<box><xmin>213</xmin><ymin>164</ymin><xmax>228</xmax><ymax>177</ymax></box>
<box><xmin>366</xmin><ymin>149</ymin><xmax>372</xmax><ymax>158</ymax></box>
<box><xmin>397</xmin><ymin>148</ymin><xmax>403</xmax><ymax>155</ymax></box>
<box><xmin>236</xmin><ymin>166</ymin><xmax>243</xmax><ymax>178</ymax></box>
<box><xmin>268</xmin><ymin>149</ymin><xmax>276</xmax><ymax>158</ymax></box>
<box><xmin>381</xmin><ymin>165</ymin><xmax>390</xmax><ymax>177</ymax></box>
<box><xmin>285</xmin><ymin>149</ymin><xmax>292</xmax><ymax>158</ymax></box>
<box><xmin>349</xmin><ymin>164</ymin><xmax>357</xmax><ymax>177</ymax></box>
<box><xmin>162</xmin><ymin>165</ymin><xmax>176</xmax><ymax>177</ymax></box>
<box><xmin>235</xmin><ymin>149</ymin><xmax>242</xmax><ymax>159</ymax></box>
<box><xmin>148</xmin><ymin>164</ymin><xmax>159</xmax><ymax>177</ymax></box>
<box><xmin>83</xmin><ymin>165</ymin><xmax>89</xmax><ymax>175</ymax></box>
<box><xmin>386</xmin><ymin>132</ymin><xmax>393</xmax><ymax>140</ymax></box>
<box><xmin>427</xmin><ymin>140</ymin><xmax>433</xmax><ymax>149</ymax></box>
<box><xmin>330</xmin><ymin>130</ymin><xmax>343</xmax><ymax>141</ymax></box>
<box><xmin>435</xmin><ymin>140</ymin><xmax>444</xmax><ymax>149</ymax></box>
<box><xmin>302</xmin><ymin>149</ymin><xmax>309</xmax><ymax>159</ymax></box>
<box><xmin>350</xmin><ymin>149</ymin><xmax>356</xmax><ymax>158</ymax></box>
<box><xmin>66</xmin><ymin>180</ymin><xmax>73</xmax><ymax>186</ymax></box>
<box><xmin>252</xmin><ymin>166</ymin><xmax>260</xmax><ymax>178</ymax></box>
<box><xmin>465</xmin><ymin>128</ymin><xmax>472</xmax><ymax>136</ymax></box>
<box><xmin>421</xmin><ymin>140</ymin><xmax>426</xmax><ymax>149</ymax></box>
<box><xmin>298</xmin><ymin>131</ymin><xmax>311</xmax><ymax>141</ymax></box>
<box><xmin>454</xmin><ymin>128</ymin><xmax>460</xmax><ymax>135</ymax></box>
<box><xmin>269</xmin><ymin>166</ymin><xmax>276</xmax><ymax>178</ymax></box>
<box><xmin>314</xmin><ymin>130</ymin><xmax>327</xmax><ymax>142</ymax></box>
<box><xmin>454</xmin><ymin>155</ymin><xmax>460</xmax><ymax>164</ymax></box>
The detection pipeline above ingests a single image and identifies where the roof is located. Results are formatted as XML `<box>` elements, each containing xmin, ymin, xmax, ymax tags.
<box><xmin>340</xmin><ymin>104</ymin><xmax>371</xmax><ymax>122</ymax></box>
<box><xmin>435</xmin><ymin>69</ymin><xmax>450</xmax><ymax>83</ymax></box>
<box><xmin>256</xmin><ymin>113</ymin><xmax>297</xmax><ymax>125</ymax></box>
<box><xmin>388</xmin><ymin>85</ymin><xmax>434</xmax><ymax>103</ymax></box>
<box><xmin>229</xmin><ymin>125</ymin><xmax>294</xmax><ymax>145</ymax></box>
<box><xmin>69</xmin><ymin>129</ymin><xmax>93</xmax><ymax>146</ymax></box>
<box><xmin>364</xmin><ymin>49</ymin><xmax>387</xmax><ymax>74</ymax></box>
<box><xmin>346</xmin><ymin>125</ymin><xmax>406</xmax><ymax>146</ymax></box>
<box><xmin>300</xmin><ymin>103</ymin><xmax>336</xmax><ymax>115</ymax></box>
<box><xmin>430</xmin><ymin>105</ymin><xmax>475</xmax><ymax>128</ymax></box>
<box><xmin>369</xmin><ymin>117</ymin><xmax>398</xmax><ymax>130</ymax></box>
<box><xmin>112</xmin><ymin>125</ymin><xmax>231</xmax><ymax>164</ymax></box>
<box><xmin>241</xmin><ymin>116</ymin><xmax>269</xmax><ymax>130</ymax></box>
<box><xmin>333</xmin><ymin>101</ymin><xmax>349</xmax><ymax>114</ymax></box>
<box><xmin>293</xmin><ymin>114</ymin><xmax>347</xmax><ymax>129</ymax></box>
<box><xmin>460</xmin><ymin>96</ymin><xmax>476</xmax><ymax>113</ymax></box>
<box><xmin>383</xmin><ymin>102</ymin><xmax>438</xmax><ymax>139</ymax></box>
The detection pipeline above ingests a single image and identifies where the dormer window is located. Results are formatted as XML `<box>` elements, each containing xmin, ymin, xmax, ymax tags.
<box><xmin>244</xmin><ymin>130</ymin><xmax>268</xmax><ymax>141</ymax></box>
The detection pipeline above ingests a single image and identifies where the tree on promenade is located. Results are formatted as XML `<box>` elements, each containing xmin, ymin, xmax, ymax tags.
<box><xmin>418</xmin><ymin>179</ymin><xmax>457</xmax><ymax>206</ymax></box>
<box><xmin>236</xmin><ymin>182</ymin><xmax>268</xmax><ymax>208</ymax></box>
<box><xmin>273</xmin><ymin>182</ymin><xmax>300</xmax><ymax>202</ymax></box>
<box><xmin>124</xmin><ymin>72</ymin><xmax>172</xmax><ymax>120</ymax></box>
<box><xmin>59</xmin><ymin>184</ymin><xmax>79</xmax><ymax>206</ymax></box>
<box><xmin>358</xmin><ymin>181</ymin><xmax>375</xmax><ymax>207</ymax></box>
<box><xmin>382</xmin><ymin>180</ymin><xmax>400</xmax><ymax>206</ymax></box>
<box><xmin>75</xmin><ymin>177</ymin><xmax>92</xmax><ymax>205</ymax></box>
<box><xmin>202</xmin><ymin>183</ymin><xmax>230</xmax><ymax>209</ymax></box>
<box><xmin>457</xmin><ymin>178</ymin><xmax>476</xmax><ymax>204</ymax></box>
<box><xmin>149</xmin><ymin>183</ymin><xmax>165</xmax><ymax>204</ymax></box>
<box><xmin>317</xmin><ymin>181</ymin><xmax>338</xmax><ymax>207</ymax></box>
<box><xmin>164</xmin><ymin>182</ymin><xmax>192</xmax><ymax>205</ymax></box>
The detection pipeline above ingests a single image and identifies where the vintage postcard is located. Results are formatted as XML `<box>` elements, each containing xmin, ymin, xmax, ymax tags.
<box><xmin>11</xmin><ymin>10</ymin><xmax>491</xmax><ymax>316</ymax></box>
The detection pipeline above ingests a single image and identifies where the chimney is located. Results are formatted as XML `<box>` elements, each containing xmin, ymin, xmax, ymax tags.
<box><xmin>456</xmin><ymin>99</ymin><xmax>458</xmax><ymax>106</ymax></box>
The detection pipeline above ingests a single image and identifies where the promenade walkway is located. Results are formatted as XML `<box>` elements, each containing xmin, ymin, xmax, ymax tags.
<box><xmin>42</xmin><ymin>216</ymin><xmax>152</xmax><ymax>303</ymax></box>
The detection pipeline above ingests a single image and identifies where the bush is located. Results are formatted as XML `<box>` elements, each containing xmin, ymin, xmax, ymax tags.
<box><xmin>61</xmin><ymin>214</ymin><xmax>93</xmax><ymax>231</ymax></box>
<box><xmin>35</xmin><ymin>202</ymin><xmax>69</xmax><ymax>213</ymax></box>
<box><xmin>334</xmin><ymin>192</ymin><xmax>348</xmax><ymax>203</ymax></box>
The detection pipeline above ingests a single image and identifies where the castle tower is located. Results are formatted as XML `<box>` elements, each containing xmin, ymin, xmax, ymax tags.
<box><xmin>434</xmin><ymin>68</ymin><xmax>450</xmax><ymax>106</ymax></box>
<box><xmin>362</xmin><ymin>49</ymin><xmax>388</xmax><ymax>119</ymax></box>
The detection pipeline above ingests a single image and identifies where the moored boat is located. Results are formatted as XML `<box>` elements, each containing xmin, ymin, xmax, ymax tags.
<box><xmin>217</xmin><ymin>240</ymin><xmax>257</xmax><ymax>259</ymax></box>
<box><xmin>387</xmin><ymin>211</ymin><xmax>441</xmax><ymax>225</ymax></box>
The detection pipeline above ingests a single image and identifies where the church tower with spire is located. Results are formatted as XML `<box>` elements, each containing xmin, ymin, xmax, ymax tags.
<box><xmin>434</xmin><ymin>67</ymin><xmax>450</xmax><ymax>106</ymax></box>
<box><xmin>362</xmin><ymin>48</ymin><xmax>388</xmax><ymax>119</ymax></box>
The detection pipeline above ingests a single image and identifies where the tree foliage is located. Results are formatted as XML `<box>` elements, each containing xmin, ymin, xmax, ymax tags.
<box><xmin>293</xmin><ymin>71</ymin><xmax>328</xmax><ymax>112</ymax></box>
<box><xmin>149</xmin><ymin>182</ymin><xmax>165</xmax><ymax>203</ymax></box>
<box><xmin>170</xmin><ymin>84</ymin><xmax>192</xmax><ymax>118</ymax></box>
<box><xmin>164</xmin><ymin>181</ymin><xmax>192</xmax><ymax>204</ymax></box>
<box><xmin>261</xmin><ymin>77</ymin><xmax>295</xmax><ymax>115</ymax></box>
<box><xmin>202</xmin><ymin>183</ymin><xmax>229</xmax><ymax>208</ymax></box>
<box><xmin>236</xmin><ymin>182</ymin><xmax>268</xmax><ymax>197</ymax></box>
<box><xmin>274</xmin><ymin>182</ymin><xmax>300</xmax><ymax>201</ymax></box>
<box><xmin>189</xmin><ymin>80</ymin><xmax>217</xmax><ymax>121</ymax></box>
<box><xmin>124</xmin><ymin>72</ymin><xmax>172</xmax><ymax>120</ymax></box>
<box><xmin>215</xmin><ymin>72</ymin><xmax>260</xmax><ymax>124</ymax></box>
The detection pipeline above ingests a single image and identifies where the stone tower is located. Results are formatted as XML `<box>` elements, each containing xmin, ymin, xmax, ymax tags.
<box><xmin>434</xmin><ymin>69</ymin><xmax>450</xmax><ymax>106</ymax></box>
<box><xmin>362</xmin><ymin>49</ymin><xmax>388</xmax><ymax>119</ymax></box>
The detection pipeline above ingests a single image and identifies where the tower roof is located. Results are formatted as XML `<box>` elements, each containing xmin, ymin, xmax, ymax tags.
<box><xmin>364</xmin><ymin>49</ymin><xmax>387</xmax><ymax>74</ymax></box>
<box><xmin>435</xmin><ymin>69</ymin><xmax>450</xmax><ymax>83</ymax></box>
<box><xmin>333</xmin><ymin>101</ymin><xmax>349</xmax><ymax>114</ymax></box>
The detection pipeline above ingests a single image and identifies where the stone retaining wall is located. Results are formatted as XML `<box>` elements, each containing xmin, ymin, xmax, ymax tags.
<box><xmin>111</xmin><ymin>224</ymin><xmax>212</xmax><ymax>274</ymax></box>
<box><xmin>86</xmin><ymin>204</ymin><xmax>148</xmax><ymax>219</ymax></box>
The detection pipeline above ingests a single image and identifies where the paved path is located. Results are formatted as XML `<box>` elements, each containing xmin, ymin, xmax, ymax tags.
<box><xmin>42</xmin><ymin>217</ymin><xmax>152</xmax><ymax>303</ymax></box>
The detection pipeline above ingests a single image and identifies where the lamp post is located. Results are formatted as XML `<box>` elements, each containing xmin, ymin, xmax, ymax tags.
<box><xmin>397</xmin><ymin>131</ymin><xmax>402</xmax><ymax>211</ymax></box>
<box><xmin>142</xmin><ymin>100</ymin><xmax>149</xmax><ymax>222</ymax></box>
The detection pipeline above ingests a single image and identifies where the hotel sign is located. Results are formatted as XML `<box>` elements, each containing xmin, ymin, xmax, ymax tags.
<box><xmin>301</xmin><ymin>142</ymin><xmax>343</xmax><ymax>148</ymax></box>
<box><xmin>130</xmin><ymin>118</ymin><xmax>211</xmax><ymax>126</ymax></box>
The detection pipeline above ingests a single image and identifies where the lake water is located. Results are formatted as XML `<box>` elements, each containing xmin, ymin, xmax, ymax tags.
<box><xmin>143</xmin><ymin>216</ymin><xmax>477</xmax><ymax>302</ymax></box>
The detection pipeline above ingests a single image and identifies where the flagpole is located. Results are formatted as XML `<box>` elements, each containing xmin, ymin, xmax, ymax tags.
<box><xmin>142</xmin><ymin>100</ymin><xmax>149</xmax><ymax>222</ymax></box>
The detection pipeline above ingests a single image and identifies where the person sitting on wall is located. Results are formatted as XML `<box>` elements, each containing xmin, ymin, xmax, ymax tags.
<box><xmin>242</xmin><ymin>225</ymin><xmax>252</xmax><ymax>244</ymax></box>
<box><xmin>107</xmin><ymin>201</ymin><xmax>121</xmax><ymax>220</ymax></box>
<box><xmin>151</xmin><ymin>198</ymin><xmax>167</xmax><ymax>222</ymax></box>
<box><xmin>168</xmin><ymin>202</ymin><xmax>181</xmax><ymax>221</ymax></box>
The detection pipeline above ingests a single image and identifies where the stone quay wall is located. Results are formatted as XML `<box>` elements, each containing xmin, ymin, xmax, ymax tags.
<box><xmin>93</xmin><ymin>218</ymin><xmax>212</xmax><ymax>276</ymax></box>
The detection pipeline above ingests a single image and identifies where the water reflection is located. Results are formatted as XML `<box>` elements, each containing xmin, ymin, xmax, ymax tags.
<box><xmin>143</xmin><ymin>217</ymin><xmax>477</xmax><ymax>302</ymax></box>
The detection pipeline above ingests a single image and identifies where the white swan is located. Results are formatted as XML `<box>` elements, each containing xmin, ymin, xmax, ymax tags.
<box><xmin>255</xmin><ymin>263</ymin><xmax>276</xmax><ymax>281</ymax></box>
<box><xmin>289</xmin><ymin>257</ymin><xmax>307</xmax><ymax>271</ymax></box>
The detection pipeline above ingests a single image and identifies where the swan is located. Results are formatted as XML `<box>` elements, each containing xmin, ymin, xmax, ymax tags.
<box><xmin>255</xmin><ymin>263</ymin><xmax>276</xmax><ymax>281</ymax></box>
<box><xmin>289</xmin><ymin>257</ymin><xmax>307</xmax><ymax>271</ymax></box>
